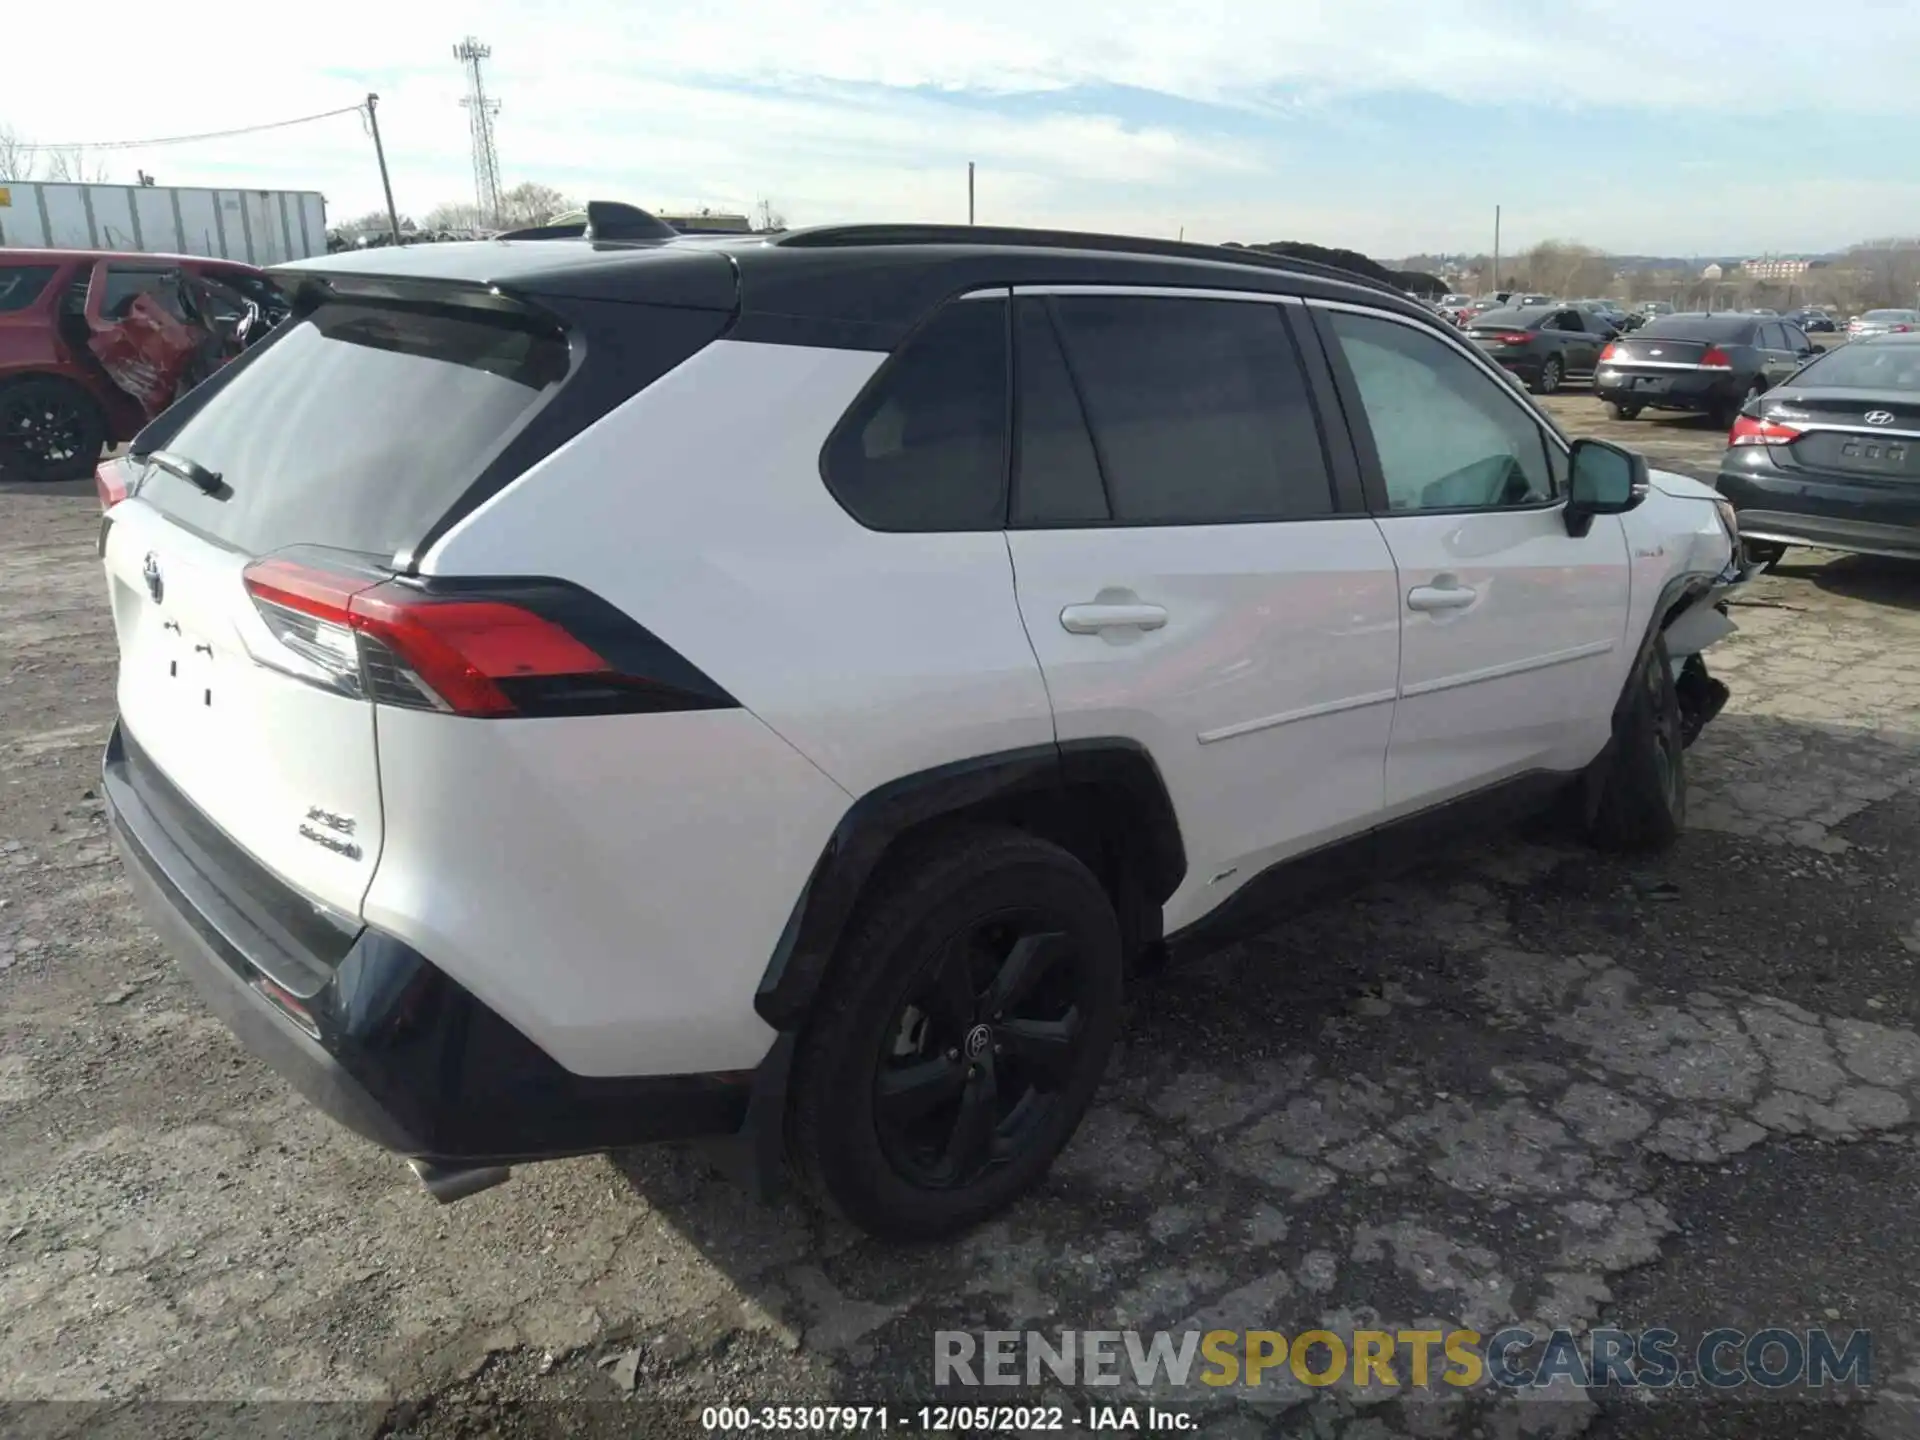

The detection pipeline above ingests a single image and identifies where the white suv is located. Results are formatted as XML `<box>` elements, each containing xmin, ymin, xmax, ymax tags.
<box><xmin>99</xmin><ymin>211</ymin><xmax>1743</xmax><ymax>1239</ymax></box>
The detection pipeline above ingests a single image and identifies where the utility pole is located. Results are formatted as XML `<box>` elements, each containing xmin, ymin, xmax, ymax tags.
<box><xmin>365</xmin><ymin>93</ymin><xmax>402</xmax><ymax>246</ymax></box>
<box><xmin>1492</xmin><ymin>204</ymin><xmax>1501</xmax><ymax>293</ymax></box>
<box><xmin>968</xmin><ymin>162</ymin><xmax>975</xmax><ymax>225</ymax></box>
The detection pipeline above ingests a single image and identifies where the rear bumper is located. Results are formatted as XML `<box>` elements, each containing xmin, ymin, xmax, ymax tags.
<box><xmin>1595</xmin><ymin>370</ymin><xmax>1742</xmax><ymax>412</ymax></box>
<box><xmin>1482</xmin><ymin>352</ymin><xmax>1542</xmax><ymax>382</ymax></box>
<box><xmin>103</xmin><ymin>720</ymin><xmax>754</xmax><ymax>1166</ymax></box>
<box><xmin>1716</xmin><ymin>459</ymin><xmax>1920</xmax><ymax>560</ymax></box>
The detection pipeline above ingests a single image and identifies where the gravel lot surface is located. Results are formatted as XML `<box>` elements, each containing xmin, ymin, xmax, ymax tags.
<box><xmin>3</xmin><ymin>387</ymin><xmax>1918</xmax><ymax>1436</ymax></box>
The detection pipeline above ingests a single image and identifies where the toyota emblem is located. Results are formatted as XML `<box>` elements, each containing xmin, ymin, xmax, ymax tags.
<box><xmin>1864</xmin><ymin>410</ymin><xmax>1896</xmax><ymax>426</ymax></box>
<box><xmin>141</xmin><ymin>552</ymin><xmax>164</xmax><ymax>603</ymax></box>
<box><xmin>964</xmin><ymin>1024</ymin><xmax>992</xmax><ymax>1061</ymax></box>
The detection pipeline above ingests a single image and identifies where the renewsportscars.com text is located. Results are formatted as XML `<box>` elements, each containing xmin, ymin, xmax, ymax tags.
<box><xmin>934</xmin><ymin>1327</ymin><xmax>1872</xmax><ymax>1391</ymax></box>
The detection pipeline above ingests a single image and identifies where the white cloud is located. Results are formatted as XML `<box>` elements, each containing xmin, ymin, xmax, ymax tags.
<box><xmin>2</xmin><ymin>0</ymin><xmax>1911</xmax><ymax>251</ymax></box>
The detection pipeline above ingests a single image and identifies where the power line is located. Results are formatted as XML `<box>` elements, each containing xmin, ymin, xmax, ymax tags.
<box><xmin>12</xmin><ymin>103</ymin><xmax>369</xmax><ymax>154</ymax></box>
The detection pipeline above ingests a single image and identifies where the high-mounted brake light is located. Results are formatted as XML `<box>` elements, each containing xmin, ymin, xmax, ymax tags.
<box><xmin>1728</xmin><ymin>414</ymin><xmax>1801</xmax><ymax>447</ymax></box>
<box><xmin>1699</xmin><ymin>346</ymin><xmax>1734</xmax><ymax>370</ymax></box>
<box><xmin>240</xmin><ymin>558</ymin><xmax>736</xmax><ymax>719</ymax></box>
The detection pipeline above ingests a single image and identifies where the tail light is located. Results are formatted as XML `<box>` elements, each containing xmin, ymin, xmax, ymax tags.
<box><xmin>1599</xmin><ymin>342</ymin><xmax>1619</xmax><ymax>362</ymax></box>
<box><xmin>1894</xmin><ymin>325</ymin><xmax>1913</xmax><ymax>334</ymax></box>
<box><xmin>1699</xmin><ymin>347</ymin><xmax>1734</xmax><ymax>370</ymax></box>
<box><xmin>240</xmin><ymin>557</ymin><xmax>736</xmax><ymax>719</ymax></box>
<box><xmin>96</xmin><ymin>457</ymin><xmax>130</xmax><ymax>512</ymax></box>
<box><xmin>1728</xmin><ymin>414</ymin><xmax>1801</xmax><ymax>447</ymax></box>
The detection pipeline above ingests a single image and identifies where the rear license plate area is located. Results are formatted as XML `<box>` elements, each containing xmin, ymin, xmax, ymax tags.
<box><xmin>1838</xmin><ymin>438</ymin><xmax>1911</xmax><ymax>474</ymax></box>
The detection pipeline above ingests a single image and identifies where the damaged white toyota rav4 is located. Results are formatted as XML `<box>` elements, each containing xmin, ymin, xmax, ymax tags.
<box><xmin>98</xmin><ymin>209</ymin><xmax>1744</xmax><ymax>1239</ymax></box>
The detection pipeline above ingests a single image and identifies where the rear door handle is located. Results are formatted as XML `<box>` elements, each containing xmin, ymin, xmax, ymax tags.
<box><xmin>1060</xmin><ymin>603</ymin><xmax>1169</xmax><ymax>634</ymax></box>
<box><xmin>1407</xmin><ymin>583</ymin><xmax>1478</xmax><ymax>612</ymax></box>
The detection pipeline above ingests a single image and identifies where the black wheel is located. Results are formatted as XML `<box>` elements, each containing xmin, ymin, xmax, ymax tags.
<box><xmin>789</xmin><ymin>828</ymin><xmax>1123</xmax><ymax>1240</ymax></box>
<box><xmin>1532</xmin><ymin>356</ymin><xmax>1564</xmax><ymax>395</ymax></box>
<box><xmin>1715</xmin><ymin>381</ymin><xmax>1763</xmax><ymax>431</ymax></box>
<box><xmin>1589</xmin><ymin>631</ymin><xmax>1687</xmax><ymax>852</ymax></box>
<box><xmin>1742</xmin><ymin>540</ymin><xmax>1787</xmax><ymax>571</ymax></box>
<box><xmin>1607</xmin><ymin>401</ymin><xmax>1642</xmax><ymax>421</ymax></box>
<box><xmin>0</xmin><ymin>377</ymin><xmax>106</xmax><ymax>483</ymax></box>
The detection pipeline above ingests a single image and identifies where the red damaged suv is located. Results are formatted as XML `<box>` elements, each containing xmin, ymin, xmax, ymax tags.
<box><xmin>0</xmin><ymin>249</ymin><xmax>288</xmax><ymax>482</ymax></box>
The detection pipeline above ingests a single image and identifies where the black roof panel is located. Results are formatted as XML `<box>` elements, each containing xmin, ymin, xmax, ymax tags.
<box><xmin>277</xmin><ymin>220</ymin><xmax>1442</xmax><ymax>350</ymax></box>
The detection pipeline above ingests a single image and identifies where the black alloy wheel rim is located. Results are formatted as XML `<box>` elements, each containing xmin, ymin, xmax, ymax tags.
<box><xmin>0</xmin><ymin>392</ymin><xmax>87</xmax><ymax>468</ymax></box>
<box><xmin>873</xmin><ymin>911</ymin><xmax>1088</xmax><ymax>1189</ymax></box>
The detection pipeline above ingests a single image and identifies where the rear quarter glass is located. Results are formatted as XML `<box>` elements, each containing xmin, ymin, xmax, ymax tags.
<box><xmin>133</xmin><ymin>291</ymin><xmax>731</xmax><ymax>561</ymax></box>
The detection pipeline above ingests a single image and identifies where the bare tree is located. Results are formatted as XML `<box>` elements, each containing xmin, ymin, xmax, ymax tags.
<box><xmin>753</xmin><ymin>197</ymin><xmax>788</xmax><ymax>232</ymax></box>
<box><xmin>495</xmin><ymin>182</ymin><xmax>574</xmax><ymax>228</ymax></box>
<box><xmin>42</xmin><ymin>146</ymin><xmax>110</xmax><ymax>184</ymax></box>
<box><xmin>422</xmin><ymin>200</ymin><xmax>483</xmax><ymax>233</ymax></box>
<box><xmin>1517</xmin><ymin>241</ymin><xmax>1615</xmax><ymax>299</ymax></box>
<box><xmin>0</xmin><ymin>124</ymin><xmax>34</xmax><ymax>181</ymax></box>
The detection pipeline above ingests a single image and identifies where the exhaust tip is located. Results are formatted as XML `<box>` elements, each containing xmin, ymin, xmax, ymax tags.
<box><xmin>408</xmin><ymin>1158</ymin><xmax>512</xmax><ymax>1204</ymax></box>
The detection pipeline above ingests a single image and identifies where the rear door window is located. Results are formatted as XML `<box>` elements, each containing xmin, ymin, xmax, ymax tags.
<box><xmin>98</xmin><ymin>266</ymin><xmax>187</xmax><ymax>322</ymax></box>
<box><xmin>0</xmin><ymin>264</ymin><xmax>58</xmax><ymax>312</ymax></box>
<box><xmin>1012</xmin><ymin>299</ymin><xmax>1107</xmax><ymax>525</ymax></box>
<box><xmin>822</xmin><ymin>297</ymin><xmax>1009</xmax><ymax>532</ymax></box>
<box><xmin>1043</xmin><ymin>294</ymin><xmax>1334</xmax><ymax>524</ymax></box>
<box><xmin>137</xmin><ymin>297</ymin><xmax>570</xmax><ymax>558</ymax></box>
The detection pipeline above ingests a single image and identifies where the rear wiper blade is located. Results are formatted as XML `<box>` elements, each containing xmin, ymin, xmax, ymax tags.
<box><xmin>146</xmin><ymin>450</ymin><xmax>223</xmax><ymax>495</ymax></box>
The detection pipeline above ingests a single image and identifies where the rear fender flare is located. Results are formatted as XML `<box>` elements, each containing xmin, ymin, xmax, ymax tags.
<box><xmin>752</xmin><ymin>739</ymin><xmax>1185</xmax><ymax>1034</ymax></box>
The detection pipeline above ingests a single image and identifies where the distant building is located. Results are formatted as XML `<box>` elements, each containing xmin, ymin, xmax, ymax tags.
<box><xmin>658</xmin><ymin>210</ymin><xmax>752</xmax><ymax>234</ymax></box>
<box><xmin>1742</xmin><ymin>257</ymin><xmax>1813</xmax><ymax>280</ymax></box>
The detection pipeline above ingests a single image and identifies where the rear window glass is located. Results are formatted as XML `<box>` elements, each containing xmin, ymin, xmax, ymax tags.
<box><xmin>0</xmin><ymin>265</ymin><xmax>58</xmax><ymax>312</ymax></box>
<box><xmin>1472</xmin><ymin>308</ymin><xmax>1550</xmax><ymax>329</ymax></box>
<box><xmin>821</xmin><ymin>297</ymin><xmax>1009</xmax><ymax>532</ymax></box>
<box><xmin>1864</xmin><ymin>310</ymin><xmax>1920</xmax><ymax>322</ymax></box>
<box><xmin>1636</xmin><ymin>316</ymin><xmax>1756</xmax><ymax>342</ymax></box>
<box><xmin>1792</xmin><ymin>342</ymin><xmax>1920</xmax><ymax>391</ymax></box>
<box><xmin>138</xmin><ymin>299</ymin><xmax>568</xmax><ymax>557</ymax></box>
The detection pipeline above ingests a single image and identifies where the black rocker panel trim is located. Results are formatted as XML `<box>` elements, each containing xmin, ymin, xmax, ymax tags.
<box><xmin>754</xmin><ymin>740</ymin><xmax>1186</xmax><ymax>1032</ymax></box>
<box><xmin>1165</xmin><ymin>768</ymin><xmax>1577</xmax><ymax>960</ymax></box>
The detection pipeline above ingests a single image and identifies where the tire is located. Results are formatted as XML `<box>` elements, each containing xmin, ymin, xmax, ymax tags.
<box><xmin>1589</xmin><ymin>631</ymin><xmax>1687</xmax><ymax>853</ymax></box>
<box><xmin>1607</xmin><ymin>401</ymin><xmax>1642</xmax><ymax>421</ymax></box>
<box><xmin>1714</xmin><ymin>381</ymin><xmax>1763</xmax><ymax>431</ymax></box>
<box><xmin>1531</xmin><ymin>356</ymin><xmax>1564</xmax><ymax>395</ymax></box>
<box><xmin>789</xmin><ymin>827</ymin><xmax>1123</xmax><ymax>1240</ymax></box>
<box><xmin>0</xmin><ymin>377</ymin><xmax>107</xmax><ymax>483</ymax></box>
<box><xmin>1742</xmin><ymin>540</ymin><xmax>1787</xmax><ymax>571</ymax></box>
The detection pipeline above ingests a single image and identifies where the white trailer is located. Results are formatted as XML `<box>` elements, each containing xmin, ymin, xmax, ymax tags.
<box><xmin>0</xmin><ymin>182</ymin><xmax>327</xmax><ymax>263</ymax></box>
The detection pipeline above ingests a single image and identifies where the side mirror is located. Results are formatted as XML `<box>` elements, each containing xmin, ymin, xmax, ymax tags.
<box><xmin>1564</xmin><ymin>438</ymin><xmax>1647</xmax><ymax>538</ymax></box>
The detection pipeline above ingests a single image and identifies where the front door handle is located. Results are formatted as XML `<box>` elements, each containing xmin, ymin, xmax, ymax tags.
<box><xmin>1407</xmin><ymin>582</ymin><xmax>1478</xmax><ymax>612</ymax></box>
<box><xmin>1060</xmin><ymin>602</ymin><xmax>1169</xmax><ymax>634</ymax></box>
